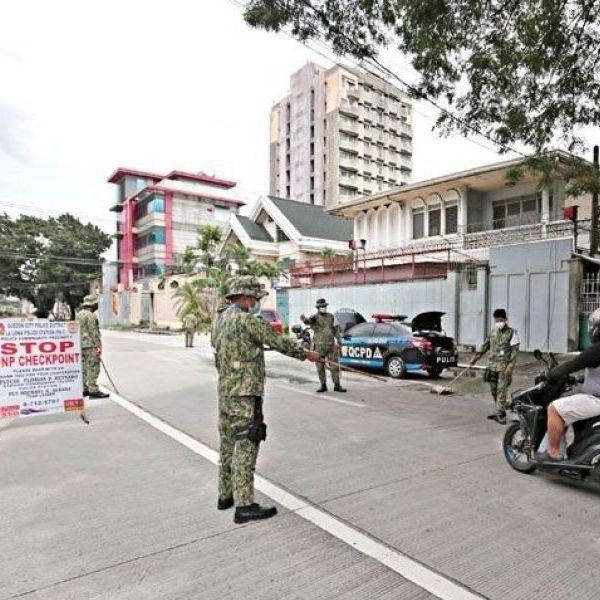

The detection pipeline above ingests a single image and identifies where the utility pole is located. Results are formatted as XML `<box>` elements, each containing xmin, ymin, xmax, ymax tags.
<box><xmin>592</xmin><ymin>145</ymin><xmax>599</xmax><ymax>256</ymax></box>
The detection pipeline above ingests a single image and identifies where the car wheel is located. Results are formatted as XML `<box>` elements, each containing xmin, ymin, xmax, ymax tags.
<box><xmin>385</xmin><ymin>355</ymin><xmax>406</xmax><ymax>379</ymax></box>
<box><xmin>429</xmin><ymin>366</ymin><xmax>443</xmax><ymax>379</ymax></box>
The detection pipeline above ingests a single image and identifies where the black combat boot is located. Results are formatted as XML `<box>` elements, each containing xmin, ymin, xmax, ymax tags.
<box><xmin>234</xmin><ymin>503</ymin><xmax>277</xmax><ymax>524</ymax></box>
<box><xmin>217</xmin><ymin>496</ymin><xmax>234</xmax><ymax>510</ymax></box>
<box><xmin>83</xmin><ymin>389</ymin><xmax>90</xmax><ymax>397</ymax></box>
<box><xmin>316</xmin><ymin>384</ymin><xmax>327</xmax><ymax>393</ymax></box>
<box><xmin>333</xmin><ymin>385</ymin><xmax>347</xmax><ymax>393</ymax></box>
<box><xmin>88</xmin><ymin>391</ymin><xmax>110</xmax><ymax>399</ymax></box>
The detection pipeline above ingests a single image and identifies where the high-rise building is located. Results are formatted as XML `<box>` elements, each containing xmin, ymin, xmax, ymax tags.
<box><xmin>108</xmin><ymin>168</ymin><xmax>243</xmax><ymax>286</ymax></box>
<box><xmin>269</xmin><ymin>62</ymin><xmax>413</xmax><ymax>208</ymax></box>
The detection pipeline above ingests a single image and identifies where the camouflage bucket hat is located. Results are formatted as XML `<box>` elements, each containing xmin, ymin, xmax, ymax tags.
<box><xmin>315</xmin><ymin>298</ymin><xmax>328</xmax><ymax>308</ymax></box>
<box><xmin>226</xmin><ymin>276</ymin><xmax>268</xmax><ymax>300</ymax></box>
<box><xmin>81</xmin><ymin>294</ymin><xmax>99</xmax><ymax>308</ymax></box>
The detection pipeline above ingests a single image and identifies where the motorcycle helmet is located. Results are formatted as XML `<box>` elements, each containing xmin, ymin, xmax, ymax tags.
<box><xmin>588</xmin><ymin>308</ymin><xmax>600</xmax><ymax>343</ymax></box>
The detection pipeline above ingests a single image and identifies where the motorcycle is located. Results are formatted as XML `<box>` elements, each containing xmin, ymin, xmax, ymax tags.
<box><xmin>291</xmin><ymin>324</ymin><xmax>313</xmax><ymax>350</ymax></box>
<box><xmin>503</xmin><ymin>349</ymin><xmax>600</xmax><ymax>483</ymax></box>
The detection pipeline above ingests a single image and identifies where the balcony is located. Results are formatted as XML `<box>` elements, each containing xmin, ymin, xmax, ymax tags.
<box><xmin>399</xmin><ymin>123</ymin><xmax>413</xmax><ymax>138</ymax></box>
<box><xmin>339</xmin><ymin>171</ymin><xmax>360</xmax><ymax>187</ymax></box>
<box><xmin>339</xmin><ymin>117</ymin><xmax>360</xmax><ymax>135</ymax></box>
<box><xmin>339</xmin><ymin>153</ymin><xmax>359</xmax><ymax>171</ymax></box>
<box><xmin>340</xmin><ymin>98</ymin><xmax>359</xmax><ymax>116</ymax></box>
<box><xmin>339</xmin><ymin>137</ymin><xmax>358</xmax><ymax>153</ymax></box>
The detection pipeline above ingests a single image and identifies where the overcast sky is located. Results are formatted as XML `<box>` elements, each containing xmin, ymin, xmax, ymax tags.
<box><xmin>0</xmin><ymin>0</ymin><xmax>522</xmax><ymax>236</ymax></box>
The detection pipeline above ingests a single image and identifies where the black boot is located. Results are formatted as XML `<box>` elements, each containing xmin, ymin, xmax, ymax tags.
<box><xmin>88</xmin><ymin>391</ymin><xmax>110</xmax><ymax>399</ymax></box>
<box><xmin>234</xmin><ymin>503</ymin><xmax>277</xmax><ymax>524</ymax></box>
<box><xmin>217</xmin><ymin>496</ymin><xmax>234</xmax><ymax>510</ymax></box>
<box><xmin>83</xmin><ymin>389</ymin><xmax>90</xmax><ymax>397</ymax></box>
<box><xmin>316</xmin><ymin>384</ymin><xmax>327</xmax><ymax>393</ymax></box>
<box><xmin>333</xmin><ymin>385</ymin><xmax>347</xmax><ymax>392</ymax></box>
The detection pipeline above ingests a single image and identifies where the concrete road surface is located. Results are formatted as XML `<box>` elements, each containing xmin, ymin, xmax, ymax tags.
<box><xmin>2</xmin><ymin>330</ymin><xmax>600</xmax><ymax>600</ymax></box>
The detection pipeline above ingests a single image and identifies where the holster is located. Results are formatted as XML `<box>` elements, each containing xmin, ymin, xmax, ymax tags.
<box><xmin>483</xmin><ymin>368</ymin><xmax>499</xmax><ymax>384</ymax></box>
<box><xmin>236</xmin><ymin>396</ymin><xmax>267</xmax><ymax>444</ymax></box>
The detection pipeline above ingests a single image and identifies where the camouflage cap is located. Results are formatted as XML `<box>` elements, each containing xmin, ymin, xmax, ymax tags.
<box><xmin>226</xmin><ymin>276</ymin><xmax>268</xmax><ymax>300</ymax></box>
<box><xmin>81</xmin><ymin>293</ymin><xmax>99</xmax><ymax>308</ymax></box>
<box><xmin>315</xmin><ymin>298</ymin><xmax>328</xmax><ymax>308</ymax></box>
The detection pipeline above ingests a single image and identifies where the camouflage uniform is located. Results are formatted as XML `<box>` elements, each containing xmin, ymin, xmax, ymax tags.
<box><xmin>182</xmin><ymin>314</ymin><xmax>197</xmax><ymax>348</ymax></box>
<box><xmin>77</xmin><ymin>295</ymin><xmax>102</xmax><ymax>394</ymax></box>
<box><xmin>214</xmin><ymin>279</ymin><xmax>306</xmax><ymax>507</ymax></box>
<box><xmin>302</xmin><ymin>300</ymin><xmax>341</xmax><ymax>388</ymax></box>
<box><xmin>210</xmin><ymin>302</ymin><xmax>231</xmax><ymax>410</ymax></box>
<box><xmin>474</xmin><ymin>325</ymin><xmax>520</xmax><ymax>413</ymax></box>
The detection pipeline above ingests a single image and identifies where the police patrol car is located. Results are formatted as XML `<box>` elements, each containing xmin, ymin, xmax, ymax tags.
<box><xmin>337</xmin><ymin>311</ymin><xmax>458</xmax><ymax>379</ymax></box>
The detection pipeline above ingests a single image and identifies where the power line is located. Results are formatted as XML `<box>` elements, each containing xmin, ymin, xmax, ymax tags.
<box><xmin>0</xmin><ymin>200</ymin><xmax>115</xmax><ymax>227</ymax></box>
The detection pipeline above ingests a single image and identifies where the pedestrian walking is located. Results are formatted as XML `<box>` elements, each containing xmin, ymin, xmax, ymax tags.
<box><xmin>301</xmin><ymin>298</ymin><xmax>346</xmax><ymax>393</ymax></box>
<box><xmin>182</xmin><ymin>313</ymin><xmax>198</xmax><ymax>348</ymax></box>
<box><xmin>76</xmin><ymin>294</ymin><xmax>109</xmax><ymax>399</ymax></box>
<box><xmin>212</xmin><ymin>276</ymin><xmax>319</xmax><ymax>524</ymax></box>
<box><xmin>470</xmin><ymin>308</ymin><xmax>520</xmax><ymax>424</ymax></box>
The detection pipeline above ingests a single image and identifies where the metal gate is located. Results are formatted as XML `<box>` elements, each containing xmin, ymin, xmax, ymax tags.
<box><xmin>579</xmin><ymin>273</ymin><xmax>600</xmax><ymax>348</ymax></box>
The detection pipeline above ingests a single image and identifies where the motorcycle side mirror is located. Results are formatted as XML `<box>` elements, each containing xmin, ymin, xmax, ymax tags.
<box><xmin>533</xmin><ymin>349</ymin><xmax>543</xmax><ymax>360</ymax></box>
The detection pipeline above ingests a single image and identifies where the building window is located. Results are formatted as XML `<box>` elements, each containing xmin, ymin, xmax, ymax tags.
<box><xmin>412</xmin><ymin>208</ymin><xmax>425</xmax><ymax>239</ymax></box>
<box><xmin>446</xmin><ymin>203</ymin><xmax>458</xmax><ymax>234</ymax></box>
<box><xmin>276</xmin><ymin>226</ymin><xmax>289</xmax><ymax>242</ymax></box>
<box><xmin>135</xmin><ymin>178</ymin><xmax>147</xmax><ymax>191</ymax></box>
<box><xmin>135</xmin><ymin>194</ymin><xmax>165</xmax><ymax>220</ymax></box>
<box><xmin>137</xmin><ymin>227</ymin><xmax>166</xmax><ymax>249</ymax></box>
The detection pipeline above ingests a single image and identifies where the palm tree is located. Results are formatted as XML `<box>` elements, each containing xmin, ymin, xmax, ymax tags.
<box><xmin>172</xmin><ymin>282</ymin><xmax>208</xmax><ymax>323</ymax></box>
<box><xmin>226</xmin><ymin>242</ymin><xmax>250</xmax><ymax>272</ymax></box>
<box><xmin>180</xmin><ymin>246</ymin><xmax>198</xmax><ymax>275</ymax></box>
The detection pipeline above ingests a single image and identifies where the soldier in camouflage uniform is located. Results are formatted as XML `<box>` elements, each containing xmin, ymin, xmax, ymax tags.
<box><xmin>182</xmin><ymin>313</ymin><xmax>197</xmax><ymax>348</ymax></box>
<box><xmin>470</xmin><ymin>308</ymin><xmax>520</xmax><ymax>424</ymax></box>
<box><xmin>301</xmin><ymin>298</ymin><xmax>346</xmax><ymax>393</ymax></box>
<box><xmin>77</xmin><ymin>294</ymin><xmax>109</xmax><ymax>399</ymax></box>
<box><xmin>212</xmin><ymin>276</ymin><xmax>319</xmax><ymax>524</ymax></box>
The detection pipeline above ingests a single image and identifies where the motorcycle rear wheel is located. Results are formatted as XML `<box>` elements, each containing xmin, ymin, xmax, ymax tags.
<box><xmin>503</xmin><ymin>422</ymin><xmax>536</xmax><ymax>474</ymax></box>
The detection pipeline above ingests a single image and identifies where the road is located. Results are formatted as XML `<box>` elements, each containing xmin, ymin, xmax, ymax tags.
<box><xmin>2</xmin><ymin>330</ymin><xmax>600</xmax><ymax>600</ymax></box>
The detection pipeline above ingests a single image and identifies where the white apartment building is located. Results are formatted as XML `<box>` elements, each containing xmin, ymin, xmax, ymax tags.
<box><xmin>269</xmin><ymin>62</ymin><xmax>413</xmax><ymax>208</ymax></box>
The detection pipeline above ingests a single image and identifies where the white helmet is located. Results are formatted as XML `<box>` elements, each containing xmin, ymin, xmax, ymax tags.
<box><xmin>588</xmin><ymin>309</ymin><xmax>600</xmax><ymax>343</ymax></box>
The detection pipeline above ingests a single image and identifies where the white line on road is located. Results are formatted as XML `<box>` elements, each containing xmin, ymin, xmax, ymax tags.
<box><xmin>273</xmin><ymin>383</ymin><xmax>366</xmax><ymax>408</ymax></box>
<box><xmin>106</xmin><ymin>387</ymin><xmax>485</xmax><ymax>600</ymax></box>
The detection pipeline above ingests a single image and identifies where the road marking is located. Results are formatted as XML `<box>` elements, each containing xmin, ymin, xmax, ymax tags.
<box><xmin>273</xmin><ymin>383</ymin><xmax>366</xmax><ymax>408</ymax></box>
<box><xmin>107</xmin><ymin>387</ymin><xmax>485</xmax><ymax>600</ymax></box>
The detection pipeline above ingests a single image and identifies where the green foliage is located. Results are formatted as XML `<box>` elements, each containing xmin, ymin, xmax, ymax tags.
<box><xmin>0</xmin><ymin>212</ymin><xmax>111</xmax><ymax>316</ymax></box>
<box><xmin>320</xmin><ymin>247</ymin><xmax>335</xmax><ymax>260</ymax></box>
<box><xmin>244</xmin><ymin>0</ymin><xmax>600</xmax><ymax>152</ymax></box>
<box><xmin>179</xmin><ymin>245</ymin><xmax>198</xmax><ymax>275</ymax></box>
<box><xmin>197</xmin><ymin>224</ymin><xmax>223</xmax><ymax>268</ymax></box>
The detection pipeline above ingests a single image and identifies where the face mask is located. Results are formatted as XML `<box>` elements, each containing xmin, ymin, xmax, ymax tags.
<box><xmin>248</xmin><ymin>301</ymin><xmax>261</xmax><ymax>316</ymax></box>
<box><xmin>495</xmin><ymin>321</ymin><xmax>507</xmax><ymax>330</ymax></box>
<box><xmin>318</xmin><ymin>307</ymin><xmax>327</xmax><ymax>314</ymax></box>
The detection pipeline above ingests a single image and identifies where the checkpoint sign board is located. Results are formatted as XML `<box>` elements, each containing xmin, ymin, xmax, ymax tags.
<box><xmin>0</xmin><ymin>320</ymin><xmax>84</xmax><ymax>419</ymax></box>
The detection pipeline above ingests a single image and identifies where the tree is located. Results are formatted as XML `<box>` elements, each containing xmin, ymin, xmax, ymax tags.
<box><xmin>173</xmin><ymin>281</ymin><xmax>210</xmax><ymax>323</ymax></box>
<box><xmin>179</xmin><ymin>245</ymin><xmax>199</xmax><ymax>275</ymax></box>
<box><xmin>197</xmin><ymin>224</ymin><xmax>223</xmax><ymax>268</ymax></box>
<box><xmin>0</xmin><ymin>213</ymin><xmax>111</xmax><ymax>316</ymax></box>
<box><xmin>244</xmin><ymin>0</ymin><xmax>600</xmax><ymax>152</ymax></box>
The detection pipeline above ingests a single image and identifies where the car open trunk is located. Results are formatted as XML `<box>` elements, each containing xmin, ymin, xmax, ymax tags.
<box><xmin>411</xmin><ymin>311</ymin><xmax>455</xmax><ymax>351</ymax></box>
<box><xmin>334</xmin><ymin>308</ymin><xmax>366</xmax><ymax>334</ymax></box>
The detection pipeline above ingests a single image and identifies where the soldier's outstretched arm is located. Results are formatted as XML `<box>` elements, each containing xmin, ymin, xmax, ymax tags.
<box><xmin>248</xmin><ymin>316</ymin><xmax>308</xmax><ymax>361</ymax></box>
<box><xmin>471</xmin><ymin>336</ymin><xmax>490</xmax><ymax>365</ymax></box>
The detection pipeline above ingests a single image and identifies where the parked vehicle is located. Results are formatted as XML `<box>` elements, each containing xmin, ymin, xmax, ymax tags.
<box><xmin>291</xmin><ymin>324</ymin><xmax>313</xmax><ymax>350</ymax></box>
<box><xmin>338</xmin><ymin>311</ymin><xmax>458</xmax><ymax>379</ymax></box>
<box><xmin>503</xmin><ymin>349</ymin><xmax>600</xmax><ymax>484</ymax></box>
<box><xmin>260</xmin><ymin>309</ymin><xmax>283</xmax><ymax>334</ymax></box>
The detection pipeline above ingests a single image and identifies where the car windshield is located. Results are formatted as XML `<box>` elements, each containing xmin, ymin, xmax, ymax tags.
<box><xmin>260</xmin><ymin>310</ymin><xmax>277</xmax><ymax>322</ymax></box>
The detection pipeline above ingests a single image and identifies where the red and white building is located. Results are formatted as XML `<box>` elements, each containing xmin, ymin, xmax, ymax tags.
<box><xmin>108</xmin><ymin>168</ymin><xmax>244</xmax><ymax>287</ymax></box>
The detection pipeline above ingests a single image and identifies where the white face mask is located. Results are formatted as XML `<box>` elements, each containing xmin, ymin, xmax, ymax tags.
<box><xmin>318</xmin><ymin>307</ymin><xmax>327</xmax><ymax>314</ymax></box>
<box><xmin>495</xmin><ymin>321</ymin><xmax>507</xmax><ymax>330</ymax></box>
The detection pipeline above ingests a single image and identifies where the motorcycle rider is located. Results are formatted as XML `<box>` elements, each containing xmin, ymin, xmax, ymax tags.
<box><xmin>537</xmin><ymin>308</ymin><xmax>600</xmax><ymax>461</ymax></box>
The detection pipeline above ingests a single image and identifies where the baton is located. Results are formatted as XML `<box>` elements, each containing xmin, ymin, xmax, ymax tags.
<box><xmin>323</xmin><ymin>358</ymin><xmax>389</xmax><ymax>382</ymax></box>
<box><xmin>100</xmin><ymin>357</ymin><xmax>120</xmax><ymax>395</ymax></box>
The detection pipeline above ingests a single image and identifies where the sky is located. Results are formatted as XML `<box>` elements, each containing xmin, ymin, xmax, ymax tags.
<box><xmin>0</xmin><ymin>0</ymin><xmax>520</xmax><ymax>238</ymax></box>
